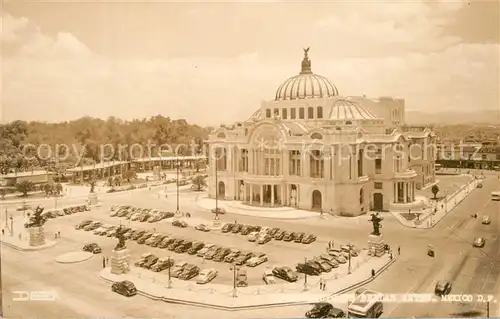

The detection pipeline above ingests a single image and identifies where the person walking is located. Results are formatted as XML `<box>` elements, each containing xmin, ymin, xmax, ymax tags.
<box><xmin>1</xmin><ymin>229</ymin><xmax>4</xmax><ymax>236</ymax></box>
<box><xmin>323</xmin><ymin>280</ymin><xmax>327</xmax><ymax>291</ymax></box>
<box><xmin>102</xmin><ymin>257</ymin><xmax>106</xmax><ymax>269</ymax></box>
<box><xmin>371</xmin><ymin>269</ymin><xmax>375</xmax><ymax>277</ymax></box>
<box><xmin>319</xmin><ymin>277</ymin><xmax>324</xmax><ymax>290</ymax></box>
<box><xmin>398</xmin><ymin>245</ymin><xmax>401</xmax><ymax>255</ymax></box>
<box><xmin>57</xmin><ymin>231</ymin><xmax>61</xmax><ymax>238</ymax></box>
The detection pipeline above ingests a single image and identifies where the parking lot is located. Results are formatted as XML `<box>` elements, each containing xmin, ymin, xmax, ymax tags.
<box><xmin>42</xmin><ymin>203</ymin><xmax>364</xmax><ymax>287</ymax></box>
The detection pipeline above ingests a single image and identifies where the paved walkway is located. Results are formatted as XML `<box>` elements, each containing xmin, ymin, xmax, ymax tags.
<box><xmin>99</xmin><ymin>252</ymin><xmax>394</xmax><ymax>310</ymax></box>
<box><xmin>391</xmin><ymin>177</ymin><xmax>478</xmax><ymax>229</ymax></box>
<box><xmin>196</xmin><ymin>197</ymin><xmax>319</xmax><ymax>220</ymax></box>
<box><xmin>1</xmin><ymin>233</ymin><xmax>57</xmax><ymax>251</ymax></box>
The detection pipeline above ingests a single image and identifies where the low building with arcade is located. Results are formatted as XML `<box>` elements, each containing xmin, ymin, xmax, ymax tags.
<box><xmin>206</xmin><ymin>49</ymin><xmax>436</xmax><ymax>216</ymax></box>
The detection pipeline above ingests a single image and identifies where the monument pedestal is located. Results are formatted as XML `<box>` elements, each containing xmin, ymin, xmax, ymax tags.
<box><xmin>211</xmin><ymin>218</ymin><xmax>222</xmax><ymax>231</ymax></box>
<box><xmin>110</xmin><ymin>249</ymin><xmax>130</xmax><ymax>274</ymax></box>
<box><xmin>29</xmin><ymin>226</ymin><xmax>46</xmax><ymax>246</ymax></box>
<box><xmin>367</xmin><ymin>234</ymin><xmax>385</xmax><ymax>257</ymax></box>
<box><xmin>88</xmin><ymin>192</ymin><xmax>99</xmax><ymax>206</ymax></box>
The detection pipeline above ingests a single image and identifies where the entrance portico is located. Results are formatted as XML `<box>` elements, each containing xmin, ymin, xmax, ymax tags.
<box><xmin>241</xmin><ymin>182</ymin><xmax>285</xmax><ymax>207</ymax></box>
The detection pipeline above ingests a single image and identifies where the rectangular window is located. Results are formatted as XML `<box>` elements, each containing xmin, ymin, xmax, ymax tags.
<box><xmin>265</xmin><ymin>109</ymin><xmax>271</xmax><ymax>118</ymax></box>
<box><xmin>374</xmin><ymin>182</ymin><xmax>383</xmax><ymax>189</ymax></box>
<box><xmin>299</xmin><ymin>108</ymin><xmax>305</xmax><ymax>119</ymax></box>
<box><xmin>274</xmin><ymin>108</ymin><xmax>279</xmax><ymax>117</ymax></box>
<box><xmin>289</xmin><ymin>150</ymin><xmax>301</xmax><ymax>176</ymax></box>
<box><xmin>282</xmin><ymin>108</ymin><xmax>288</xmax><ymax>119</ymax></box>
<box><xmin>308</xmin><ymin>107</ymin><xmax>314</xmax><ymax>119</ymax></box>
<box><xmin>375</xmin><ymin>158</ymin><xmax>382</xmax><ymax>174</ymax></box>
<box><xmin>317</xmin><ymin>107</ymin><xmax>323</xmax><ymax>119</ymax></box>
<box><xmin>290</xmin><ymin>108</ymin><xmax>296</xmax><ymax>119</ymax></box>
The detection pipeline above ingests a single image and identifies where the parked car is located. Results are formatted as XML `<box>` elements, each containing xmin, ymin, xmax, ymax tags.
<box><xmin>272</xmin><ymin>266</ymin><xmax>298</xmax><ymax>282</ymax></box>
<box><xmin>236</xmin><ymin>268</ymin><xmax>248</xmax><ymax>287</ymax></box>
<box><xmin>434</xmin><ymin>280</ymin><xmax>452</xmax><ymax>297</ymax></box>
<box><xmin>205</xmin><ymin>246</ymin><xmax>222</xmax><ymax>260</ymax></box>
<box><xmin>306</xmin><ymin>302</ymin><xmax>345</xmax><ymax>318</ymax></box>
<box><xmin>235</xmin><ymin>252</ymin><xmax>254</xmax><ymax>266</ymax></box>
<box><xmin>248</xmin><ymin>231</ymin><xmax>259</xmax><ymax>242</ymax></box>
<box><xmin>283</xmin><ymin>231</ymin><xmax>294</xmax><ymax>241</ymax></box>
<box><xmin>240</xmin><ymin>225</ymin><xmax>253</xmax><ymax>235</ymax></box>
<box><xmin>293</xmin><ymin>232</ymin><xmax>306</xmax><ymax>243</ymax></box>
<box><xmin>320</xmin><ymin>254</ymin><xmax>339</xmax><ymax>268</ymax></box>
<box><xmin>224</xmin><ymin>249</ymin><xmax>241</xmax><ymax>263</ymax></box>
<box><xmin>482</xmin><ymin>216</ymin><xmax>491</xmax><ymax>225</ymax></box>
<box><xmin>197</xmin><ymin>268</ymin><xmax>218</xmax><ymax>284</ymax></box>
<box><xmin>195</xmin><ymin>224</ymin><xmax>210</xmax><ymax>232</ymax></box>
<box><xmin>296</xmin><ymin>261</ymin><xmax>321</xmax><ymax>276</ymax></box>
<box><xmin>211</xmin><ymin>207</ymin><xmax>226</xmax><ymax>215</ymax></box>
<box><xmin>145</xmin><ymin>234</ymin><xmax>161</xmax><ymax>246</ymax></box>
<box><xmin>257</xmin><ymin>233</ymin><xmax>272</xmax><ymax>244</ymax></box>
<box><xmin>82</xmin><ymin>243</ymin><xmax>102</xmax><ymax>254</ymax></box>
<box><xmin>143</xmin><ymin>255</ymin><xmax>159</xmax><ymax>269</ymax></box>
<box><xmin>76</xmin><ymin>220</ymin><xmax>93</xmax><ymax>230</ymax></box>
<box><xmin>302</xmin><ymin>234</ymin><xmax>317</xmax><ymax>244</ymax></box>
<box><xmin>197</xmin><ymin>243</ymin><xmax>215</xmax><ymax>257</ymax></box>
<box><xmin>132</xmin><ymin>230</ymin><xmax>147</xmax><ymax>240</ymax></box>
<box><xmin>84</xmin><ymin>221</ymin><xmax>102</xmax><ymax>231</ymax></box>
<box><xmin>134</xmin><ymin>253</ymin><xmax>154</xmax><ymax>267</ymax></box>
<box><xmin>274</xmin><ymin>230</ymin><xmax>286</xmax><ymax>240</ymax></box>
<box><xmin>187</xmin><ymin>242</ymin><xmax>205</xmax><ymax>255</ymax></box>
<box><xmin>151</xmin><ymin>235</ymin><xmax>167</xmax><ymax>247</ymax></box>
<box><xmin>137</xmin><ymin>232</ymin><xmax>154</xmax><ymax>244</ymax></box>
<box><xmin>268</xmin><ymin>228</ymin><xmax>280</xmax><ymax>236</ymax></box>
<box><xmin>262</xmin><ymin>268</ymin><xmax>276</xmax><ymax>284</ymax></box>
<box><xmin>473</xmin><ymin>237</ymin><xmax>486</xmax><ymax>248</ymax></box>
<box><xmin>167</xmin><ymin>238</ymin><xmax>183</xmax><ymax>251</ymax></box>
<box><xmin>213</xmin><ymin>247</ymin><xmax>231</xmax><ymax>262</ymax></box>
<box><xmin>172</xmin><ymin>220</ymin><xmax>188</xmax><ymax>228</ymax></box>
<box><xmin>231</xmin><ymin>224</ymin><xmax>243</xmax><ymax>233</ymax></box>
<box><xmin>170</xmin><ymin>262</ymin><xmax>188</xmax><ymax>278</ymax></box>
<box><xmin>221</xmin><ymin>223</ymin><xmax>235</xmax><ymax>233</ymax></box>
<box><xmin>314</xmin><ymin>259</ymin><xmax>333</xmax><ymax>272</ymax></box>
<box><xmin>111</xmin><ymin>280</ymin><xmax>137</xmax><ymax>297</ymax></box>
<box><xmin>159</xmin><ymin>237</ymin><xmax>175</xmax><ymax>249</ymax></box>
<box><xmin>179</xmin><ymin>264</ymin><xmax>200</xmax><ymax>280</ymax></box>
<box><xmin>246</xmin><ymin>253</ymin><xmax>268</xmax><ymax>267</ymax></box>
<box><xmin>175</xmin><ymin>241</ymin><xmax>193</xmax><ymax>253</ymax></box>
<box><xmin>151</xmin><ymin>257</ymin><xmax>174</xmax><ymax>272</ymax></box>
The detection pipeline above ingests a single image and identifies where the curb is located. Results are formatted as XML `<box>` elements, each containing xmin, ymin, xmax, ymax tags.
<box><xmin>55</xmin><ymin>252</ymin><xmax>94</xmax><ymax>264</ymax></box>
<box><xmin>1</xmin><ymin>239</ymin><xmax>57</xmax><ymax>251</ymax></box>
<box><xmin>196</xmin><ymin>202</ymin><xmax>320</xmax><ymax>220</ymax></box>
<box><xmin>98</xmin><ymin>257</ymin><xmax>395</xmax><ymax>311</ymax></box>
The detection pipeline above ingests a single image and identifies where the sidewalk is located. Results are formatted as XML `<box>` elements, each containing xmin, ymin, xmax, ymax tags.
<box><xmin>1</xmin><ymin>233</ymin><xmax>57</xmax><ymax>251</ymax></box>
<box><xmin>99</xmin><ymin>252</ymin><xmax>395</xmax><ymax>310</ymax></box>
<box><xmin>391</xmin><ymin>177</ymin><xmax>477</xmax><ymax>229</ymax></box>
<box><xmin>196</xmin><ymin>197</ymin><xmax>320</xmax><ymax>220</ymax></box>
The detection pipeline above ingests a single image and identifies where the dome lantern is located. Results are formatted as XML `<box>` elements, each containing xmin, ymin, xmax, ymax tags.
<box><xmin>300</xmin><ymin>47</ymin><xmax>312</xmax><ymax>74</ymax></box>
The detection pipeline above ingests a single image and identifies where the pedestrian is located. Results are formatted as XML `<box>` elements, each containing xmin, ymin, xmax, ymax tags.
<box><xmin>106</xmin><ymin>257</ymin><xmax>109</xmax><ymax>265</ymax></box>
<box><xmin>320</xmin><ymin>210</ymin><xmax>324</xmax><ymax>217</ymax></box>
<box><xmin>319</xmin><ymin>277</ymin><xmax>323</xmax><ymax>290</ymax></box>
<box><xmin>1</xmin><ymin>229</ymin><xmax>4</xmax><ymax>235</ymax></box>
<box><xmin>58</xmin><ymin>231</ymin><xmax>61</xmax><ymax>238</ymax></box>
<box><xmin>323</xmin><ymin>280</ymin><xmax>327</xmax><ymax>291</ymax></box>
<box><xmin>398</xmin><ymin>246</ymin><xmax>400</xmax><ymax>255</ymax></box>
<box><xmin>390</xmin><ymin>252</ymin><xmax>393</xmax><ymax>260</ymax></box>
<box><xmin>102</xmin><ymin>257</ymin><xmax>106</xmax><ymax>269</ymax></box>
<box><xmin>371</xmin><ymin>269</ymin><xmax>375</xmax><ymax>277</ymax></box>
<box><xmin>54</xmin><ymin>232</ymin><xmax>57</xmax><ymax>239</ymax></box>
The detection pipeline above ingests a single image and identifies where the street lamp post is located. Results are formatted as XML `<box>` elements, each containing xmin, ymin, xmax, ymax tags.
<box><xmin>9</xmin><ymin>215</ymin><xmax>13</xmax><ymax>236</ymax></box>
<box><xmin>213</xmin><ymin>154</ymin><xmax>220</xmax><ymax>227</ymax></box>
<box><xmin>348</xmin><ymin>245</ymin><xmax>352</xmax><ymax>274</ymax></box>
<box><xmin>167</xmin><ymin>256</ymin><xmax>172</xmax><ymax>289</ymax></box>
<box><xmin>303</xmin><ymin>257</ymin><xmax>308</xmax><ymax>291</ymax></box>
<box><xmin>230</xmin><ymin>263</ymin><xmax>239</xmax><ymax>297</ymax></box>
<box><xmin>175</xmin><ymin>158</ymin><xmax>181</xmax><ymax>219</ymax></box>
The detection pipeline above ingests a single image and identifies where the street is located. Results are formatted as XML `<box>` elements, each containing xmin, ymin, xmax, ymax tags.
<box><xmin>1</xmin><ymin>175</ymin><xmax>499</xmax><ymax>318</ymax></box>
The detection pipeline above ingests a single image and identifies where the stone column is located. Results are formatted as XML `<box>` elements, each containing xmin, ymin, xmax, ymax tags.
<box><xmin>243</xmin><ymin>184</ymin><xmax>247</xmax><ymax>203</ymax></box>
<box><xmin>324</xmin><ymin>151</ymin><xmax>331</xmax><ymax>180</ymax></box>
<box><xmin>249</xmin><ymin>185</ymin><xmax>253</xmax><ymax>204</ymax></box>
<box><xmin>393</xmin><ymin>183</ymin><xmax>397</xmax><ymax>203</ymax></box>
<box><xmin>271</xmin><ymin>184</ymin><xmax>275</xmax><ymax>206</ymax></box>
<box><xmin>80</xmin><ymin>172</ymin><xmax>84</xmax><ymax>184</ymax></box>
<box><xmin>403</xmin><ymin>183</ymin><xmax>407</xmax><ymax>203</ymax></box>
<box><xmin>260</xmin><ymin>184</ymin><xmax>264</xmax><ymax>206</ymax></box>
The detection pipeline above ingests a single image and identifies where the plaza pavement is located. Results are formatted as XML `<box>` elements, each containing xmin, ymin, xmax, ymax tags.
<box><xmin>98</xmin><ymin>253</ymin><xmax>394</xmax><ymax>310</ymax></box>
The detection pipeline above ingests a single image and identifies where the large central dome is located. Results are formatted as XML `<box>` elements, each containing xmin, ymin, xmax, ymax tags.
<box><xmin>275</xmin><ymin>48</ymin><xmax>339</xmax><ymax>101</ymax></box>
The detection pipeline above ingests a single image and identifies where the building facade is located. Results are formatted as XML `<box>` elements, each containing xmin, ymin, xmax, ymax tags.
<box><xmin>207</xmin><ymin>50</ymin><xmax>436</xmax><ymax>216</ymax></box>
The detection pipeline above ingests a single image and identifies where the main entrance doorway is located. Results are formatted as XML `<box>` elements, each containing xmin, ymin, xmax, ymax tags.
<box><xmin>312</xmin><ymin>190</ymin><xmax>322</xmax><ymax>211</ymax></box>
<box><xmin>218</xmin><ymin>181</ymin><xmax>225</xmax><ymax>199</ymax></box>
<box><xmin>373</xmin><ymin>193</ymin><xmax>383</xmax><ymax>211</ymax></box>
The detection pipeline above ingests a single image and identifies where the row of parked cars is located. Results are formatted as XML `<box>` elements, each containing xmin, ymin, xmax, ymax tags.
<box><xmin>221</xmin><ymin>223</ymin><xmax>317</xmax><ymax>245</ymax></box>
<box><xmin>25</xmin><ymin>204</ymin><xmax>90</xmax><ymax>228</ymax></box>
<box><xmin>110</xmin><ymin>205</ymin><xmax>175</xmax><ymax>223</ymax></box>
<box><xmin>296</xmin><ymin>245</ymin><xmax>360</xmax><ymax>276</ymax></box>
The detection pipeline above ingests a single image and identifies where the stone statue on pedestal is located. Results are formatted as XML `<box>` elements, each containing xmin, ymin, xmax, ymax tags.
<box><xmin>114</xmin><ymin>225</ymin><xmax>127</xmax><ymax>251</ymax></box>
<box><xmin>369</xmin><ymin>213</ymin><xmax>383</xmax><ymax>236</ymax></box>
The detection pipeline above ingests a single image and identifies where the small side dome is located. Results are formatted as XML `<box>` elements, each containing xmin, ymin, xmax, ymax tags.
<box><xmin>329</xmin><ymin>99</ymin><xmax>377</xmax><ymax>120</ymax></box>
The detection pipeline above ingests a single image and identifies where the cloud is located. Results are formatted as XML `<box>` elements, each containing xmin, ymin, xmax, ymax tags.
<box><xmin>1</xmin><ymin>4</ymin><xmax>499</xmax><ymax>126</ymax></box>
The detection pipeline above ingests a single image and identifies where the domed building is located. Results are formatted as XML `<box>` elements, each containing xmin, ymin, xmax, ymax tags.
<box><xmin>207</xmin><ymin>49</ymin><xmax>436</xmax><ymax>216</ymax></box>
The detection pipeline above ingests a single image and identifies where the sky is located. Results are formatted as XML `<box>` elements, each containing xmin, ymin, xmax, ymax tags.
<box><xmin>1</xmin><ymin>0</ymin><xmax>499</xmax><ymax>125</ymax></box>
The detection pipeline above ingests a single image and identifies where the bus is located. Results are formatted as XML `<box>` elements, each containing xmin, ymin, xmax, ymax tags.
<box><xmin>491</xmin><ymin>191</ymin><xmax>500</xmax><ymax>201</ymax></box>
<box><xmin>347</xmin><ymin>289</ymin><xmax>383</xmax><ymax>318</ymax></box>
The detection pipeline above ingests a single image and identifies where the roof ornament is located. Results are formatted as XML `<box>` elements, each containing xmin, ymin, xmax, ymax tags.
<box><xmin>300</xmin><ymin>47</ymin><xmax>312</xmax><ymax>74</ymax></box>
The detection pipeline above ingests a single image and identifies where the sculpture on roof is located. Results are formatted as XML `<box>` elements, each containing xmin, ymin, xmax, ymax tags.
<box><xmin>301</xmin><ymin>47</ymin><xmax>312</xmax><ymax>74</ymax></box>
<box><xmin>303</xmin><ymin>47</ymin><xmax>310</xmax><ymax>56</ymax></box>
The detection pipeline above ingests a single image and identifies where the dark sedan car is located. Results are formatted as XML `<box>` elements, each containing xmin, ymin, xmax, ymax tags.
<box><xmin>274</xmin><ymin>230</ymin><xmax>285</xmax><ymax>240</ymax></box>
<box><xmin>268</xmin><ymin>228</ymin><xmax>280</xmax><ymax>236</ymax></box>
<box><xmin>293</xmin><ymin>232</ymin><xmax>306</xmax><ymax>243</ymax></box>
<box><xmin>150</xmin><ymin>235</ymin><xmax>166</xmax><ymax>247</ymax></box>
<box><xmin>205</xmin><ymin>247</ymin><xmax>222</xmax><ymax>260</ymax></box>
<box><xmin>172</xmin><ymin>220</ymin><xmax>188</xmax><ymax>228</ymax></box>
<box><xmin>187</xmin><ymin>242</ymin><xmax>205</xmax><ymax>255</ymax></box>
<box><xmin>143</xmin><ymin>256</ymin><xmax>159</xmax><ymax>269</ymax></box>
<box><xmin>132</xmin><ymin>230</ymin><xmax>147</xmax><ymax>240</ymax></box>
<box><xmin>159</xmin><ymin>237</ymin><xmax>176</xmax><ymax>249</ymax></box>
<box><xmin>76</xmin><ymin>220</ymin><xmax>93</xmax><ymax>230</ymax></box>
<box><xmin>306</xmin><ymin>302</ymin><xmax>345</xmax><ymax>318</ymax></box>
<box><xmin>296</xmin><ymin>261</ymin><xmax>321</xmax><ymax>276</ymax></box>
<box><xmin>231</xmin><ymin>224</ymin><xmax>243</xmax><ymax>233</ymax></box>
<box><xmin>82</xmin><ymin>243</ymin><xmax>102</xmax><ymax>254</ymax></box>
<box><xmin>435</xmin><ymin>280</ymin><xmax>452</xmax><ymax>297</ymax></box>
<box><xmin>302</xmin><ymin>234</ymin><xmax>317</xmax><ymax>244</ymax></box>
<box><xmin>283</xmin><ymin>231</ymin><xmax>294</xmax><ymax>242</ymax></box>
<box><xmin>272</xmin><ymin>266</ymin><xmax>298</xmax><ymax>282</ymax></box>
<box><xmin>221</xmin><ymin>223</ymin><xmax>235</xmax><ymax>233</ymax></box>
<box><xmin>175</xmin><ymin>241</ymin><xmax>193</xmax><ymax>253</ymax></box>
<box><xmin>179</xmin><ymin>264</ymin><xmax>200</xmax><ymax>280</ymax></box>
<box><xmin>111</xmin><ymin>280</ymin><xmax>137</xmax><ymax>297</ymax></box>
<box><xmin>240</xmin><ymin>225</ymin><xmax>253</xmax><ymax>235</ymax></box>
<box><xmin>235</xmin><ymin>252</ymin><xmax>253</xmax><ymax>265</ymax></box>
<box><xmin>168</xmin><ymin>239</ymin><xmax>185</xmax><ymax>251</ymax></box>
<box><xmin>213</xmin><ymin>247</ymin><xmax>231</xmax><ymax>262</ymax></box>
<box><xmin>137</xmin><ymin>233</ymin><xmax>154</xmax><ymax>244</ymax></box>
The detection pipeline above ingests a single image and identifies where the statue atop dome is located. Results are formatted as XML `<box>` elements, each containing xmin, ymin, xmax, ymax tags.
<box><xmin>300</xmin><ymin>47</ymin><xmax>312</xmax><ymax>74</ymax></box>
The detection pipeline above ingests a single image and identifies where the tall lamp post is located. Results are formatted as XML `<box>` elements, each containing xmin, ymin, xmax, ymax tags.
<box><xmin>303</xmin><ymin>257</ymin><xmax>308</xmax><ymax>291</ymax></box>
<box><xmin>347</xmin><ymin>244</ymin><xmax>353</xmax><ymax>274</ymax></box>
<box><xmin>174</xmin><ymin>158</ymin><xmax>181</xmax><ymax>219</ymax></box>
<box><xmin>167</xmin><ymin>256</ymin><xmax>172</xmax><ymax>289</ymax></box>
<box><xmin>213</xmin><ymin>153</ymin><xmax>220</xmax><ymax>227</ymax></box>
<box><xmin>230</xmin><ymin>263</ymin><xmax>239</xmax><ymax>298</ymax></box>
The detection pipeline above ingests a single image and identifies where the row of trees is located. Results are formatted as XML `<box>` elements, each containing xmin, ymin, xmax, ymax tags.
<box><xmin>0</xmin><ymin>116</ymin><xmax>211</xmax><ymax>174</ymax></box>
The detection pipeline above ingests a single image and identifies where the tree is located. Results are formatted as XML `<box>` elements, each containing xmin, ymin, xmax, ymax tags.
<box><xmin>16</xmin><ymin>180</ymin><xmax>34</xmax><ymax>197</ymax></box>
<box><xmin>123</xmin><ymin>169</ymin><xmax>137</xmax><ymax>183</ymax></box>
<box><xmin>191</xmin><ymin>175</ymin><xmax>207</xmax><ymax>191</ymax></box>
<box><xmin>114</xmin><ymin>175</ymin><xmax>122</xmax><ymax>187</ymax></box>
<box><xmin>55</xmin><ymin>183</ymin><xmax>63</xmax><ymax>195</ymax></box>
<box><xmin>43</xmin><ymin>184</ymin><xmax>52</xmax><ymax>196</ymax></box>
<box><xmin>431</xmin><ymin>184</ymin><xmax>440</xmax><ymax>199</ymax></box>
<box><xmin>0</xmin><ymin>188</ymin><xmax>6</xmax><ymax>200</ymax></box>
<box><xmin>107</xmin><ymin>176</ymin><xmax>114</xmax><ymax>187</ymax></box>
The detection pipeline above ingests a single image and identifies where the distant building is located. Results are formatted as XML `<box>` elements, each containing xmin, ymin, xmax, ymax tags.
<box><xmin>0</xmin><ymin>170</ymin><xmax>54</xmax><ymax>190</ymax></box>
<box><xmin>206</xmin><ymin>49</ymin><xmax>435</xmax><ymax>216</ymax></box>
<box><xmin>436</xmin><ymin>143</ymin><xmax>500</xmax><ymax>169</ymax></box>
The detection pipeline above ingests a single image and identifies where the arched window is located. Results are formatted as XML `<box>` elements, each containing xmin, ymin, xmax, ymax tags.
<box><xmin>317</xmin><ymin>106</ymin><xmax>323</xmax><ymax>119</ymax></box>
<box><xmin>266</xmin><ymin>109</ymin><xmax>271</xmax><ymax>118</ymax></box>
<box><xmin>308</xmin><ymin>107</ymin><xmax>314</xmax><ymax>119</ymax></box>
<box><xmin>299</xmin><ymin>107</ymin><xmax>305</xmax><ymax>119</ymax></box>
<box><xmin>311</xmin><ymin>132</ymin><xmax>323</xmax><ymax>140</ymax></box>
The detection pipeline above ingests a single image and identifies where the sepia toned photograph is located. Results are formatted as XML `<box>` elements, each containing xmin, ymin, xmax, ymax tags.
<box><xmin>1</xmin><ymin>1</ymin><xmax>499</xmax><ymax>318</ymax></box>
